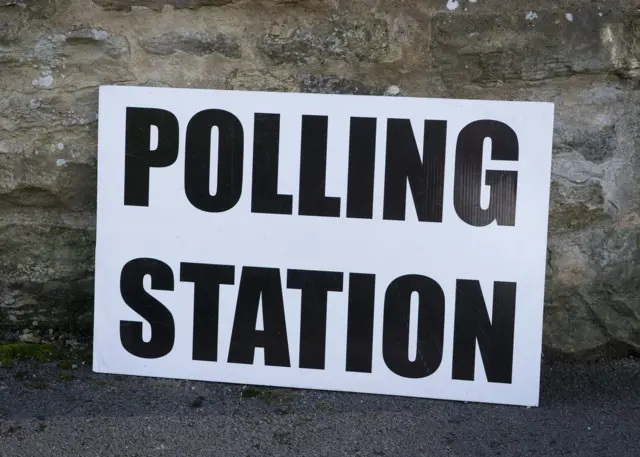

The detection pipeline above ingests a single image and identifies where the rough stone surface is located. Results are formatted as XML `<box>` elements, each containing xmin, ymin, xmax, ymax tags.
<box><xmin>0</xmin><ymin>0</ymin><xmax>639</xmax><ymax>359</ymax></box>
<box><xmin>432</xmin><ymin>10</ymin><xmax>618</xmax><ymax>83</ymax></box>
<box><xmin>258</xmin><ymin>18</ymin><xmax>393</xmax><ymax>65</ymax></box>
<box><xmin>141</xmin><ymin>32</ymin><xmax>241</xmax><ymax>58</ymax></box>
<box><xmin>295</xmin><ymin>74</ymin><xmax>384</xmax><ymax>95</ymax></box>
<box><xmin>91</xmin><ymin>0</ymin><xmax>234</xmax><ymax>10</ymax></box>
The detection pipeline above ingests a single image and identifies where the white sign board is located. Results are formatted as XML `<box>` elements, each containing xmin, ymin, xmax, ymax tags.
<box><xmin>94</xmin><ymin>85</ymin><xmax>554</xmax><ymax>407</ymax></box>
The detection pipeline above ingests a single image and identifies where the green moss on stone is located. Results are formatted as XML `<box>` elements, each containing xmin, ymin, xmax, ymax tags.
<box><xmin>240</xmin><ymin>386</ymin><xmax>294</xmax><ymax>404</ymax></box>
<box><xmin>57</xmin><ymin>360</ymin><xmax>73</xmax><ymax>370</ymax></box>
<box><xmin>314</xmin><ymin>401</ymin><xmax>333</xmax><ymax>411</ymax></box>
<box><xmin>241</xmin><ymin>386</ymin><xmax>263</xmax><ymax>398</ymax></box>
<box><xmin>0</xmin><ymin>343</ymin><xmax>57</xmax><ymax>367</ymax></box>
<box><xmin>261</xmin><ymin>389</ymin><xmax>294</xmax><ymax>405</ymax></box>
<box><xmin>59</xmin><ymin>372</ymin><xmax>75</xmax><ymax>381</ymax></box>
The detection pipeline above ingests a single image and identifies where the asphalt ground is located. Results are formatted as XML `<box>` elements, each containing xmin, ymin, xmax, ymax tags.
<box><xmin>1</xmin><ymin>358</ymin><xmax>639</xmax><ymax>457</ymax></box>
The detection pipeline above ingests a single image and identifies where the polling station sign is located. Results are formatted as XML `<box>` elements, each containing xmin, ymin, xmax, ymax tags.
<box><xmin>93</xmin><ymin>85</ymin><xmax>554</xmax><ymax>407</ymax></box>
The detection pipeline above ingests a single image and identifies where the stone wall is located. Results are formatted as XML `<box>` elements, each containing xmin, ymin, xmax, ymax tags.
<box><xmin>0</xmin><ymin>0</ymin><xmax>639</xmax><ymax>358</ymax></box>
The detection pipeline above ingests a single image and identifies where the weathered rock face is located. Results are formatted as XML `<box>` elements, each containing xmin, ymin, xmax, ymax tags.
<box><xmin>0</xmin><ymin>0</ymin><xmax>639</xmax><ymax>358</ymax></box>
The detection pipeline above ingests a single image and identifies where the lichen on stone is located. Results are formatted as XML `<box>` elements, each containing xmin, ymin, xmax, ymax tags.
<box><xmin>548</xmin><ymin>180</ymin><xmax>608</xmax><ymax>233</ymax></box>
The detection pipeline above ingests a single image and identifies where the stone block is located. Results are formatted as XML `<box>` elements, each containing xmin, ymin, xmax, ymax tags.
<box><xmin>545</xmin><ymin>220</ymin><xmax>640</xmax><ymax>357</ymax></box>
<box><xmin>258</xmin><ymin>17</ymin><xmax>391</xmax><ymax>65</ymax></box>
<box><xmin>0</xmin><ymin>155</ymin><xmax>96</xmax><ymax>212</ymax></box>
<box><xmin>431</xmin><ymin>10</ymin><xmax>624</xmax><ymax>84</ymax></box>
<box><xmin>141</xmin><ymin>32</ymin><xmax>241</xmax><ymax>58</ymax></box>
